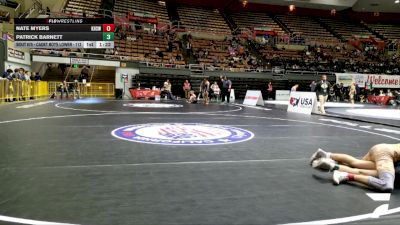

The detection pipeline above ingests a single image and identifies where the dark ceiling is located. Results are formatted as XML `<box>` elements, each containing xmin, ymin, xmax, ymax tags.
<box><xmin>165</xmin><ymin>0</ymin><xmax>238</xmax><ymax>10</ymax></box>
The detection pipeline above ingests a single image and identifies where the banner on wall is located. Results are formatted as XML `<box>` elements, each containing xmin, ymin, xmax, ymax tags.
<box><xmin>335</xmin><ymin>73</ymin><xmax>400</xmax><ymax>88</ymax></box>
<box><xmin>128</xmin><ymin>12</ymin><xmax>158</xmax><ymax>24</ymax></box>
<box><xmin>275</xmin><ymin>90</ymin><xmax>290</xmax><ymax>101</ymax></box>
<box><xmin>8</xmin><ymin>48</ymin><xmax>25</xmax><ymax>60</ymax></box>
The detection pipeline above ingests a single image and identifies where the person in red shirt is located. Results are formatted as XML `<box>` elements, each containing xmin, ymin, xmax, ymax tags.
<box><xmin>267</xmin><ymin>82</ymin><xmax>273</xmax><ymax>100</ymax></box>
<box><xmin>182</xmin><ymin>80</ymin><xmax>191</xmax><ymax>100</ymax></box>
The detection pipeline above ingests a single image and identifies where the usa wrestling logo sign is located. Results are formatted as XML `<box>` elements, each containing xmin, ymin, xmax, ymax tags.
<box><xmin>111</xmin><ymin>123</ymin><xmax>254</xmax><ymax>145</ymax></box>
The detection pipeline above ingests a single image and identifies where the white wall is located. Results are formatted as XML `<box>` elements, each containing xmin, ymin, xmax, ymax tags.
<box><xmin>4</xmin><ymin>61</ymin><xmax>31</xmax><ymax>72</ymax></box>
<box><xmin>115</xmin><ymin>68</ymin><xmax>139</xmax><ymax>89</ymax></box>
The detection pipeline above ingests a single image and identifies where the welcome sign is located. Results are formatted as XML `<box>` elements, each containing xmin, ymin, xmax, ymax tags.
<box><xmin>336</xmin><ymin>73</ymin><xmax>400</xmax><ymax>88</ymax></box>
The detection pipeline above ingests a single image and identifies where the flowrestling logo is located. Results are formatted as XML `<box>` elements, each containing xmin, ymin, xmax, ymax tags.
<box><xmin>123</xmin><ymin>103</ymin><xmax>183</xmax><ymax>108</ymax></box>
<box><xmin>111</xmin><ymin>123</ymin><xmax>254</xmax><ymax>145</ymax></box>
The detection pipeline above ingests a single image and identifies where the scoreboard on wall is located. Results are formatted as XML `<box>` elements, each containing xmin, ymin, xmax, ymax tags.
<box><xmin>14</xmin><ymin>18</ymin><xmax>115</xmax><ymax>49</ymax></box>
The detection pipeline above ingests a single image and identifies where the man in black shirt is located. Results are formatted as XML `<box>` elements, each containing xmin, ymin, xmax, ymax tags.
<box><xmin>221</xmin><ymin>76</ymin><xmax>232</xmax><ymax>103</ymax></box>
<box><xmin>315</xmin><ymin>74</ymin><xmax>331</xmax><ymax>114</ymax></box>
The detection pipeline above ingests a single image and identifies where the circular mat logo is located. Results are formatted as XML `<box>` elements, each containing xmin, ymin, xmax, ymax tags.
<box><xmin>123</xmin><ymin>103</ymin><xmax>183</xmax><ymax>108</ymax></box>
<box><xmin>111</xmin><ymin>123</ymin><xmax>254</xmax><ymax>145</ymax></box>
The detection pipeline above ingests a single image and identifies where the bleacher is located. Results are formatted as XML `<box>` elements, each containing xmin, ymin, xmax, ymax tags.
<box><xmin>260</xmin><ymin>45</ymin><xmax>303</xmax><ymax>61</ymax></box>
<box><xmin>230</xmin><ymin>12</ymin><xmax>285</xmax><ymax>36</ymax></box>
<box><xmin>0</xmin><ymin>9</ymin><xmax>9</xmax><ymax>21</ymax></box>
<box><xmin>368</xmin><ymin>23</ymin><xmax>400</xmax><ymax>40</ymax></box>
<box><xmin>319</xmin><ymin>18</ymin><xmax>376</xmax><ymax>41</ymax></box>
<box><xmin>192</xmin><ymin>39</ymin><xmax>231</xmax><ymax>67</ymax></box>
<box><xmin>177</xmin><ymin>6</ymin><xmax>231</xmax><ymax>34</ymax></box>
<box><xmin>64</xmin><ymin>0</ymin><xmax>101</xmax><ymax>17</ymax></box>
<box><xmin>276</xmin><ymin>15</ymin><xmax>337</xmax><ymax>42</ymax></box>
<box><xmin>114</xmin><ymin>30</ymin><xmax>185</xmax><ymax>65</ymax></box>
<box><xmin>114</xmin><ymin>0</ymin><xmax>170</xmax><ymax>24</ymax></box>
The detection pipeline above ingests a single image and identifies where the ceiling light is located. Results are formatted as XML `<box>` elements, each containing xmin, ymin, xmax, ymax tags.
<box><xmin>395</xmin><ymin>0</ymin><xmax>399</xmax><ymax>4</ymax></box>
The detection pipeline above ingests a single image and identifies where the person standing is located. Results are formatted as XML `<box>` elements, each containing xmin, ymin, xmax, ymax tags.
<box><xmin>163</xmin><ymin>79</ymin><xmax>174</xmax><ymax>100</ymax></box>
<box><xmin>60</xmin><ymin>80</ymin><xmax>69</xmax><ymax>99</ymax></box>
<box><xmin>315</xmin><ymin>74</ymin><xmax>331</xmax><ymax>114</ymax></box>
<box><xmin>4</xmin><ymin>69</ymin><xmax>14</xmax><ymax>102</ymax></box>
<box><xmin>72</xmin><ymin>79</ymin><xmax>80</xmax><ymax>99</ymax></box>
<box><xmin>221</xmin><ymin>76</ymin><xmax>232</xmax><ymax>103</ymax></box>
<box><xmin>355</xmin><ymin>83</ymin><xmax>360</xmax><ymax>102</ymax></box>
<box><xmin>329</xmin><ymin>86</ymin><xmax>335</xmax><ymax>102</ymax></box>
<box><xmin>182</xmin><ymin>80</ymin><xmax>191</xmax><ymax>100</ymax></box>
<box><xmin>310</xmin><ymin>81</ymin><xmax>316</xmax><ymax>92</ymax></box>
<box><xmin>210</xmin><ymin>81</ymin><xmax>221</xmax><ymax>101</ymax></box>
<box><xmin>291</xmin><ymin>84</ymin><xmax>299</xmax><ymax>92</ymax></box>
<box><xmin>201</xmin><ymin>78</ymin><xmax>210</xmax><ymax>105</ymax></box>
<box><xmin>81</xmin><ymin>66</ymin><xmax>89</xmax><ymax>81</ymax></box>
<box><xmin>34</xmin><ymin>72</ymin><xmax>41</xmax><ymax>81</ymax></box>
<box><xmin>349</xmin><ymin>83</ymin><xmax>356</xmax><ymax>104</ymax></box>
<box><xmin>267</xmin><ymin>82</ymin><xmax>273</xmax><ymax>100</ymax></box>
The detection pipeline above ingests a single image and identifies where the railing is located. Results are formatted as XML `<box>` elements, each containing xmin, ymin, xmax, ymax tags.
<box><xmin>273</xmin><ymin>35</ymin><xmax>344</xmax><ymax>47</ymax></box>
<box><xmin>28</xmin><ymin>49</ymin><xmax>376</xmax><ymax>76</ymax></box>
<box><xmin>0</xmin><ymin>80</ymin><xmax>48</xmax><ymax>102</ymax></box>
<box><xmin>47</xmin><ymin>82</ymin><xmax>115</xmax><ymax>98</ymax></box>
<box><xmin>170</xmin><ymin>21</ymin><xmax>232</xmax><ymax>37</ymax></box>
<box><xmin>19</xmin><ymin>0</ymin><xmax>42</xmax><ymax>18</ymax></box>
<box><xmin>14</xmin><ymin>3</ymin><xmax>21</xmax><ymax>17</ymax></box>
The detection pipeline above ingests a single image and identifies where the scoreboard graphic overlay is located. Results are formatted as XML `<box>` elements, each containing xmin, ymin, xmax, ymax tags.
<box><xmin>14</xmin><ymin>18</ymin><xmax>114</xmax><ymax>49</ymax></box>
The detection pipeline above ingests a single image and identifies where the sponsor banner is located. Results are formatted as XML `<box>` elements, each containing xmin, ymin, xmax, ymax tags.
<box><xmin>336</xmin><ymin>73</ymin><xmax>400</xmax><ymax>88</ymax></box>
<box><xmin>129</xmin><ymin>89</ymin><xmax>161</xmax><ymax>99</ymax></box>
<box><xmin>128</xmin><ymin>12</ymin><xmax>158</xmax><ymax>24</ymax></box>
<box><xmin>70</xmin><ymin>58</ymin><xmax>89</xmax><ymax>65</ymax></box>
<box><xmin>8</xmin><ymin>48</ymin><xmax>25</xmax><ymax>60</ymax></box>
<box><xmin>275</xmin><ymin>90</ymin><xmax>290</xmax><ymax>101</ymax></box>
<box><xmin>111</xmin><ymin>123</ymin><xmax>254</xmax><ymax>146</ymax></box>
<box><xmin>287</xmin><ymin>91</ymin><xmax>318</xmax><ymax>115</ymax></box>
<box><xmin>243</xmin><ymin>90</ymin><xmax>264</xmax><ymax>106</ymax></box>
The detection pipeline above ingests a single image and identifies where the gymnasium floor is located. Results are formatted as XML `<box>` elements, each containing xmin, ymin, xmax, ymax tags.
<box><xmin>0</xmin><ymin>99</ymin><xmax>399</xmax><ymax>225</ymax></box>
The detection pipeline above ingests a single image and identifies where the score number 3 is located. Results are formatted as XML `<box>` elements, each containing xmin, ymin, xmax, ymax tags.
<box><xmin>102</xmin><ymin>24</ymin><xmax>115</xmax><ymax>41</ymax></box>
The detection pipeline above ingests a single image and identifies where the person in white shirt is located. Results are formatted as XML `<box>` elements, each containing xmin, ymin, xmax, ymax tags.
<box><xmin>387</xmin><ymin>89</ymin><xmax>393</xmax><ymax>97</ymax></box>
<box><xmin>210</xmin><ymin>81</ymin><xmax>220</xmax><ymax>101</ymax></box>
<box><xmin>24</xmin><ymin>71</ymin><xmax>31</xmax><ymax>81</ymax></box>
<box><xmin>162</xmin><ymin>79</ymin><xmax>174</xmax><ymax>100</ymax></box>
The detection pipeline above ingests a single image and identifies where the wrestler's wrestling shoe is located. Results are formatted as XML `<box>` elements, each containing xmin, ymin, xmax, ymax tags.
<box><xmin>333</xmin><ymin>171</ymin><xmax>349</xmax><ymax>185</ymax></box>
<box><xmin>309</xmin><ymin>148</ymin><xmax>330</xmax><ymax>165</ymax></box>
<box><xmin>312</xmin><ymin>158</ymin><xmax>336</xmax><ymax>171</ymax></box>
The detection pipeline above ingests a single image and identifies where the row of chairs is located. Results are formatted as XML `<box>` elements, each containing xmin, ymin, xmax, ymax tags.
<box><xmin>114</xmin><ymin>0</ymin><xmax>170</xmax><ymax>23</ymax></box>
<box><xmin>64</xmin><ymin>0</ymin><xmax>101</xmax><ymax>15</ymax></box>
<box><xmin>177</xmin><ymin>6</ymin><xmax>231</xmax><ymax>33</ymax></box>
<box><xmin>276</xmin><ymin>15</ymin><xmax>337</xmax><ymax>42</ymax></box>
<box><xmin>319</xmin><ymin>18</ymin><xmax>377</xmax><ymax>41</ymax></box>
<box><xmin>231</xmin><ymin>12</ymin><xmax>285</xmax><ymax>36</ymax></box>
<box><xmin>368</xmin><ymin>23</ymin><xmax>400</xmax><ymax>40</ymax></box>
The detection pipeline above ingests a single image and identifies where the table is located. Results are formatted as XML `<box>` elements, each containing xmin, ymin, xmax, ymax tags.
<box><xmin>367</xmin><ymin>95</ymin><xmax>395</xmax><ymax>105</ymax></box>
<box><xmin>129</xmin><ymin>88</ymin><xmax>161</xmax><ymax>99</ymax></box>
